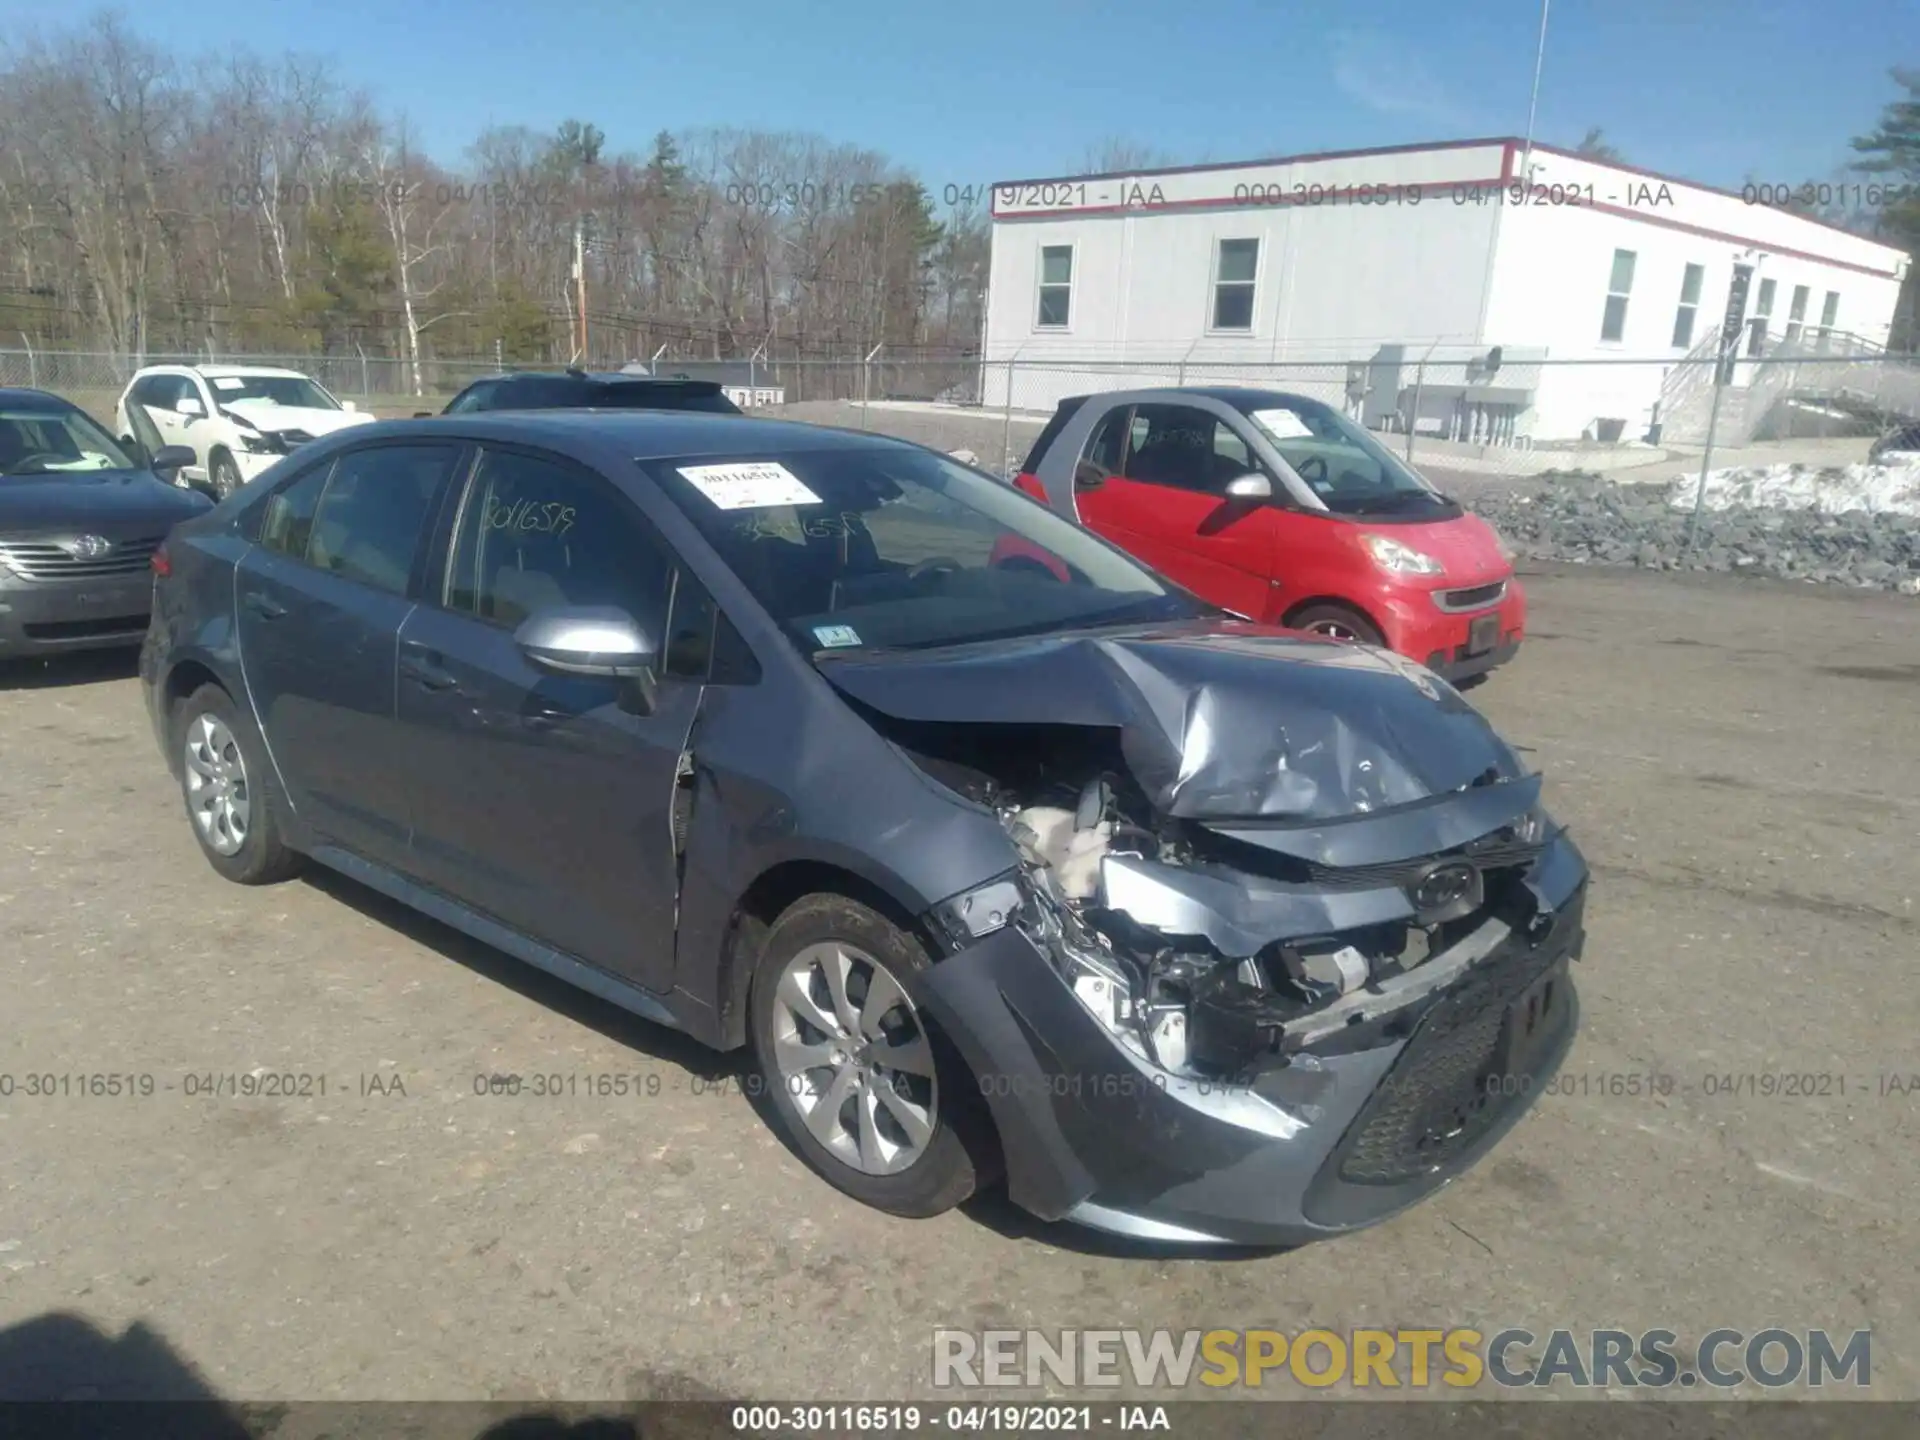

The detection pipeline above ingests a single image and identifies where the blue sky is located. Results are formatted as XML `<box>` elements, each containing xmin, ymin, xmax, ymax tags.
<box><xmin>3</xmin><ymin>0</ymin><xmax>1911</xmax><ymax>195</ymax></box>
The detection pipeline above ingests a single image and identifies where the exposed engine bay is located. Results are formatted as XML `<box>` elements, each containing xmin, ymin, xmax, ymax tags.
<box><xmin>893</xmin><ymin>715</ymin><xmax>1554</xmax><ymax>1085</ymax></box>
<box><xmin>822</xmin><ymin>626</ymin><xmax>1565</xmax><ymax>1086</ymax></box>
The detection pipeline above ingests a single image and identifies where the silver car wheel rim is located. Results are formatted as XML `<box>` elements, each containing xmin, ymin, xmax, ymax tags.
<box><xmin>183</xmin><ymin>713</ymin><xmax>251</xmax><ymax>856</ymax></box>
<box><xmin>771</xmin><ymin>941</ymin><xmax>938</xmax><ymax>1176</ymax></box>
<box><xmin>1307</xmin><ymin>619</ymin><xmax>1361</xmax><ymax>641</ymax></box>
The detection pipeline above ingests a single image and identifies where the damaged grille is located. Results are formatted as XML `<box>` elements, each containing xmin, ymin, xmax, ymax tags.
<box><xmin>1334</xmin><ymin>923</ymin><xmax>1573</xmax><ymax>1186</ymax></box>
<box><xmin>1299</xmin><ymin>835</ymin><xmax>1546</xmax><ymax>891</ymax></box>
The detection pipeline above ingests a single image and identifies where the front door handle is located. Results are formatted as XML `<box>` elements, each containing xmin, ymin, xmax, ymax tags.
<box><xmin>241</xmin><ymin>591</ymin><xmax>286</xmax><ymax>620</ymax></box>
<box><xmin>400</xmin><ymin>653</ymin><xmax>459</xmax><ymax>692</ymax></box>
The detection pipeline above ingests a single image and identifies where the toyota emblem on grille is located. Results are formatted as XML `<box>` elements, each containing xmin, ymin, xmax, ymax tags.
<box><xmin>65</xmin><ymin>534</ymin><xmax>113</xmax><ymax>560</ymax></box>
<box><xmin>1410</xmin><ymin>860</ymin><xmax>1482</xmax><ymax>920</ymax></box>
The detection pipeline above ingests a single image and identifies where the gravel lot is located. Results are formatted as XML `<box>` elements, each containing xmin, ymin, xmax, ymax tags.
<box><xmin>1</xmin><ymin>564</ymin><xmax>1917</xmax><ymax>1409</ymax></box>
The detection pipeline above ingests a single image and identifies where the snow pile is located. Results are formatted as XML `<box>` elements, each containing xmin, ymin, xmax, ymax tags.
<box><xmin>1668</xmin><ymin>458</ymin><xmax>1920</xmax><ymax>518</ymax></box>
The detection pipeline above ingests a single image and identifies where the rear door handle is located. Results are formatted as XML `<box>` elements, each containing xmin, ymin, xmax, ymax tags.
<box><xmin>241</xmin><ymin>592</ymin><xmax>286</xmax><ymax>620</ymax></box>
<box><xmin>399</xmin><ymin>651</ymin><xmax>459</xmax><ymax>692</ymax></box>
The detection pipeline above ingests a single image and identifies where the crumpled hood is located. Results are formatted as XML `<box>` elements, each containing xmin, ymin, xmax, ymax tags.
<box><xmin>220</xmin><ymin>401</ymin><xmax>374</xmax><ymax>436</ymax></box>
<box><xmin>816</xmin><ymin>619</ymin><xmax>1527</xmax><ymax>823</ymax></box>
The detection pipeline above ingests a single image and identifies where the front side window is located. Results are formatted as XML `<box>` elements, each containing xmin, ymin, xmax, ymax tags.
<box><xmin>304</xmin><ymin>444</ymin><xmax>461</xmax><ymax>594</ymax></box>
<box><xmin>447</xmin><ymin>447</ymin><xmax>675</xmax><ymax>632</ymax></box>
<box><xmin>1122</xmin><ymin>405</ymin><xmax>1256</xmax><ymax>494</ymax></box>
<box><xmin>647</xmin><ymin>445</ymin><xmax>1193</xmax><ymax>654</ymax></box>
<box><xmin>203</xmin><ymin>373</ymin><xmax>341</xmax><ymax>411</ymax></box>
<box><xmin>1601</xmin><ymin>249</ymin><xmax>1636</xmax><ymax>342</ymax></box>
<box><xmin>1036</xmin><ymin>245</ymin><xmax>1073</xmax><ymax>328</ymax></box>
<box><xmin>0</xmin><ymin>405</ymin><xmax>139</xmax><ymax>476</ymax></box>
<box><xmin>1239</xmin><ymin>396</ymin><xmax>1449</xmax><ymax>517</ymax></box>
<box><xmin>1672</xmin><ymin>262</ymin><xmax>1705</xmax><ymax>348</ymax></box>
<box><xmin>1212</xmin><ymin>239</ymin><xmax>1259</xmax><ymax>331</ymax></box>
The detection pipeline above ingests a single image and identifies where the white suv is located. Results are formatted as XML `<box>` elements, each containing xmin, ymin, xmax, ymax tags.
<box><xmin>114</xmin><ymin>365</ymin><xmax>376</xmax><ymax>499</ymax></box>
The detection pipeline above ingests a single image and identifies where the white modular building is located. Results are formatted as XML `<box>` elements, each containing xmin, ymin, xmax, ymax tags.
<box><xmin>981</xmin><ymin>138</ymin><xmax>1911</xmax><ymax>445</ymax></box>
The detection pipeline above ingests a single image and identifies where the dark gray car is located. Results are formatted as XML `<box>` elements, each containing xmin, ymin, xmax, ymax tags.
<box><xmin>140</xmin><ymin>412</ymin><xmax>1587</xmax><ymax>1245</ymax></box>
<box><xmin>0</xmin><ymin>388</ymin><xmax>206</xmax><ymax>660</ymax></box>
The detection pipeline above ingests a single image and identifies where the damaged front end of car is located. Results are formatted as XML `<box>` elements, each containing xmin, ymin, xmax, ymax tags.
<box><xmin>822</xmin><ymin>624</ymin><xmax>1587</xmax><ymax>1244</ymax></box>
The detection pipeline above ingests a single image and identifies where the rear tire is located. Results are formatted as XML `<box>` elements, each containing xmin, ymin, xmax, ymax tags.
<box><xmin>172</xmin><ymin>683</ymin><xmax>303</xmax><ymax>885</ymax></box>
<box><xmin>1286</xmin><ymin>602</ymin><xmax>1385</xmax><ymax>646</ymax></box>
<box><xmin>748</xmin><ymin>894</ymin><xmax>991</xmax><ymax>1218</ymax></box>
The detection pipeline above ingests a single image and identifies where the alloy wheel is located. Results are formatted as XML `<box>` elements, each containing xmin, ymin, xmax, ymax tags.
<box><xmin>183</xmin><ymin>713</ymin><xmax>251</xmax><ymax>856</ymax></box>
<box><xmin>1306</xmin><ymin>619</ymin><xmax>1362</xmax><ymax>641</ymax></box>
<box><xmin>770</xmin><ymin>941</ymin><xmax>939</xmax><ymax>1176</ymax></box>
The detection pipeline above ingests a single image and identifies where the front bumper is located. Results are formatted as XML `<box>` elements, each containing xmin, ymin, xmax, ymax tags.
<box><xmin>0</xmin><ymin>573</ymin><xmax>153</xmax><ymax>658</ymax></box>
<box><xmin>916</xmin><ymin>833</ymin><xmax>1586</xmax><ymax>1247</ymax></box>
<box><xmin>1378</xmin><ymin>578</ymin><xmax>1527</xmax><ymax>683</ymax></box>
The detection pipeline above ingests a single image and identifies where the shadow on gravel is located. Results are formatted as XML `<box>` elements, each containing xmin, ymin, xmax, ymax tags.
<box><xmin>0</xmin><ymin>648</ymin><xmax>141</xmax><ymax>690</ymax></box>
<box><xmin>0</xmin><ymin>1311</ymin><xmax>742</xmax><ymax>1437</ymax></box>
<box><xmin>299</xmin><ymin>865</ymin><xmax>741</xmax><ymax>1086</ymax></box>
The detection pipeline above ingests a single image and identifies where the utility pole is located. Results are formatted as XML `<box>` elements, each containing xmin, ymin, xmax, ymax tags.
<box><xmin>572</xmin><ymin>221</ymin><xmax>590</xmax><ymax>365</ymax></box>
<box><xmin>1521</xmin><ymin>0</ymin><xmax>1551</xmax><ymax>183</ymax></box>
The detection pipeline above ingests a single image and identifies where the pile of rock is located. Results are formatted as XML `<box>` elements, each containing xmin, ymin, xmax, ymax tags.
<box><xmin>1468</xmin><ymin>470</ymin><xmax>1920</xmax><ymax>594</ymax></box>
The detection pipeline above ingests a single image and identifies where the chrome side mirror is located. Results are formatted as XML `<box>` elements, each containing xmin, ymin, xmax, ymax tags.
<box><xmin>515</xmin><ymin>606</ymin><xmax>657</xmax><ymax>677</ymax></box>
<box><xmin>515</xmin><ymin>605</ymin><xmax>660</xmax><ymax>714</ymax></box>
<box><xmin>1224</xmin><ymin>473</ymin><xmax>1271</xmax><ymax>500</ymax></box>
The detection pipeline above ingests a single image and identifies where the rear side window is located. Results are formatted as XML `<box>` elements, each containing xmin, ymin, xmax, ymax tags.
<box><xmin>445</xmin><ymin>381</ymin><xmax>502</xmax><ymax>413</ymax></box>
<box><xmin>258</xmin><ymin>462</ymin><xmax>332</xmax><ymax>557</ymax></box>
<box><xmin>302</xmin><ymin>443</ymin><xmax>462</xmax><ymax>594</ymax></box>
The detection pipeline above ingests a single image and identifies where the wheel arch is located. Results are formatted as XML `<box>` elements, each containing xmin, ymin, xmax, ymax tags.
<box><xmin>712</xmin><ymin>857</ymin><xmax>940</xmax><ymax>1052</ymax></box>
<box><xmin>1280</xmin><ymin>593</ymin><xmax>1387</xmax><ymax>638</ymax></box>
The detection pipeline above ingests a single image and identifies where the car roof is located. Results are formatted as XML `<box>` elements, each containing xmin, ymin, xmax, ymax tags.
<box><xmin>344</xmin><ymin>409</ymin><xmax>916</xmax><ymax>460</ymax></box>
<box><xmin>475</xmin><ymin>371</ymin><xmax>718</xmax><ymax>385</ymax></box>
<box><xmin>133</xmin><ymin>364</ymin><xmax>314</xmax><ymax>379</ymax></box>
<box><xmin>1064</xmin><ymin>385</ymin><xmax>1321</xmax><ymax>410</ymax></box>
<box><xmin>0</xmin><ymin>387</ymin><xmax>85</xmax><ymax>410</ymax></box>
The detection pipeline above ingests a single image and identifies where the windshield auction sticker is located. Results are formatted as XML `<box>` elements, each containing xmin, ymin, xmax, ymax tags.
<box><xmin>1251</xmin><ymin>408</ymin><xmax>1313</xmax><ymax>440</ymax></box>
<box><xmin>677</xmin><ymin>461</ymin><xmax>822</xmax><ymax>510</ymax></box>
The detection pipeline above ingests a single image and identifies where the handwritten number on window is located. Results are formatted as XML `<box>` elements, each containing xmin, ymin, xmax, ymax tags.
<box><xmin>483</xmin><ymin>493</ymin><xmax>578</xmax><ymax>537</ymax></box>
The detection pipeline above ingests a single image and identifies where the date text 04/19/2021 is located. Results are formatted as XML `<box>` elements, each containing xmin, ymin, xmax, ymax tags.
<box><xmin>728</xmin><ymin>1405</ymin><xmax>1170</xmax><ymax>1433</ymax></box>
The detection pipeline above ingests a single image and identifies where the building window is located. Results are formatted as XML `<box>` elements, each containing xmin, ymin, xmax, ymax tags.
<box><xmin>1600</xmin><ymin>249</ymin><xmax>1636</xmax><ymax>342</ymax></box>
<box><xmin>1211</xmin><ymin>238</ymin><xmax>1259</xmax><ymax>331</ymax></box>
<box><xmin>1818</xmin><ymin>290</ymin><xmax>1840</xmax><ymax>344</ymax></box>
<box><xmin>1747</xmin><ymin>277</ymin><xmax>1776</xmax><ymax>356</ymax></box>
<box><xmin>1784</xmin><ymin>284</ymin><xmax>1809</xmax><ymax>346</ymax></box>
<box><xmin>1671</xmin><ymin>263</ymin><xmax>1705</xmax><ymax>348</ymax></box>
<box><xmin>1036</xmin><ymin>245</ymin><xmax>1073</xmax><ymax>328</ymax></box>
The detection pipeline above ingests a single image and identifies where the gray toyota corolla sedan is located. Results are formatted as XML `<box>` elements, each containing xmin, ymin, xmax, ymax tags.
<box><xmin>141</xmin><ymin>412</ymin><xmax>1587</xmax><ymax>1246</ymax></box>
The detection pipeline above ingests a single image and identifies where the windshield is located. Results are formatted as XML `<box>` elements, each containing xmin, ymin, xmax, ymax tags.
<box><xmin>205</xmin><ymin>374</ymin><xmax>340</xmax><ymax>410</ymax></box>
<box><xmin>0</xmin><ymin>406</ymin><xmax>139</xmax><ymax>476</ymax></box>
<box><xmin>647</xmin><ymin>445</ymin><xmax>1203</xmax><ymax>652</ymax></box>
<box><xmin>1239</xmin><ymin>396</ymin><xmax>1450</xmax><ymax>516</ymax></box>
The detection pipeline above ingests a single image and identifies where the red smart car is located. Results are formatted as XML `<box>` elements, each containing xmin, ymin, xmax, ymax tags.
<box><xmin>1009</xmin><ymin>387</ymin><xmax>1524</xmax><ymax>683</ymax></box>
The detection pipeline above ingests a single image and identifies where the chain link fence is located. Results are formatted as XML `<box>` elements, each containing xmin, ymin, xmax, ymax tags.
<box><xmin>7</xmin><ymin>341</ymin><xmax>1915</xmax><ymax>484</ymax></box>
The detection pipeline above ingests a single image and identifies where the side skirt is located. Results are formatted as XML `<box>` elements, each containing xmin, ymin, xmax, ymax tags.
<box><xmin>308</xmin><ymin>844</ymin><xmax>687</xmax><ymax>1033</ymax></box>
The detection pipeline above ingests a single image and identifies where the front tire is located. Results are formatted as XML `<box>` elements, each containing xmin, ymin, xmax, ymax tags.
<box><xmin>173</xmin><ymin>684</ymin><xmax>302</xmax><ymax>885</ymax></box>
<box><xmin>748</xmin><ymin>895</ymin><xmax>988</xmax><ymax>1217</ymax></box>
<box><xmin>208</xmin><ymin>450</ymin><xmax>242</xmax><ymax>501</ymax></box>
<box><xmin>1286</xmin><ymin>602</ymin><xmax>1385</xmax><ymax>646</ymax></box>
